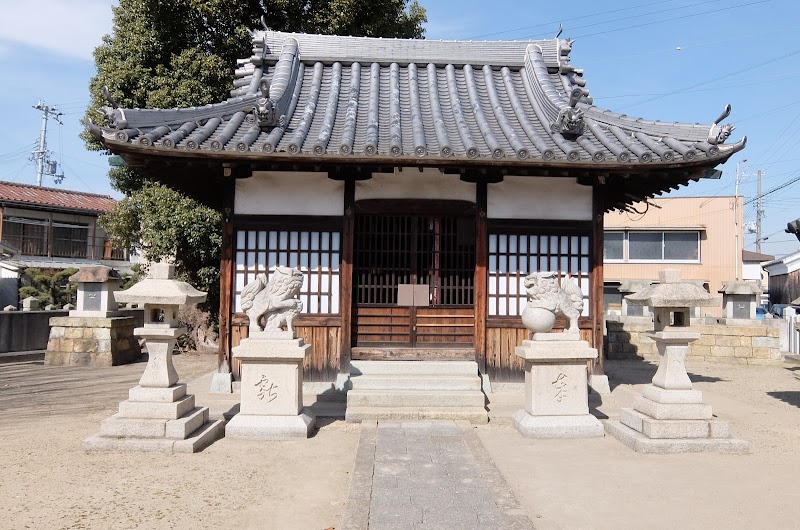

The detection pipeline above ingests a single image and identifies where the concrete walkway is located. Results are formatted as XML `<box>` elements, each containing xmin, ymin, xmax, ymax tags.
<box><xmin>342</xmin><ymin>420</ymin><xmax>535</xmax><ymax>530</ymax></box>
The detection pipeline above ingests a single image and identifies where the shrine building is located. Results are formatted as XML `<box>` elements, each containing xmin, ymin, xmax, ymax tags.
<box><xmin>90</xmin><ymin>30</ymin><xmax>745</xmax><ymax>388</ymax></box>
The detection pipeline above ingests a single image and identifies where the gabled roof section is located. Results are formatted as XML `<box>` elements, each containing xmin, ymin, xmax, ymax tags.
<box><xmin>0</xmin><ymin>181</ymin><xmax>116</xmax><ymax>214</ymax></box>
<box><xmin>742</xmin><ymin>249</ymin><xmax>774</xmax><ymax>262</ymax></box>
<box><xmin>90</xmin><ymin>30</ymin><xmax>745</xmax><ymax>171</ymax></box>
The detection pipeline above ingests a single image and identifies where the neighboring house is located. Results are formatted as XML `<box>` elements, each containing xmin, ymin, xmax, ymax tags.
<box><xmin>742</xmin><ymin>249</ymin><xmax>773</xmax><ymax>306</ymax></box>
<box><xmin>0</xmin><ymin>181</ymin><xmax>130</xmax><ymax>306</ymax></box>
<box><xmin>90</xmin><ymin>30</ymin><xmax>744</xmax><ymax>383</ymax></box>
<box><xmin>763</xmin><ymin>250</ymin><xmax>800</xmax><ymax>306</ymax></box>
<box><xmin>603</xmin><ymin>196</ymin><xmax>743</xmax><ymax>318</ymax></box>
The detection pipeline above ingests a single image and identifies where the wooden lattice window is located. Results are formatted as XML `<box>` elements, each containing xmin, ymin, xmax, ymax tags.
<box><xmin>488</xmin><ymin>231</ymin><xmax>591</xmax><ymax>317</ymax></box>
<box><xmin>234</xmin><ymin>229</ymin><xmax>341</xmax><ymax>314</ymax></box>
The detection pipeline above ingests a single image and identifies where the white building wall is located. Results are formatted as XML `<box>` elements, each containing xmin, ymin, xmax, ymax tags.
<box><xmin>235</xmin><ymin>172</ymin><xmax>345</xmax><ymax>215</ymax></box>
<box><xmin>487</xmin><ymin>176</ymin><xmax>592</xmax><ymax>220</ymax></box>
<box><xmin>356</xmin><ymin>170</ymin><xmax>475</xmax><ymax>202</ymax></box>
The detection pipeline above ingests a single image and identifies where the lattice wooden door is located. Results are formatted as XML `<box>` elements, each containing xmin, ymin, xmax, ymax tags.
<box><xmin>352</xmin><ymin>214</ymin><xmax>475</xmax><ymax>351</ymax></box>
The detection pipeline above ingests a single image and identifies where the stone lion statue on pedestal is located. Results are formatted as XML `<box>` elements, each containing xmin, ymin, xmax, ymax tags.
<box><xmin>240</xmin><ymin>267</ymin><xmax>304</xmax><ymax>334</ymax></box>
<box><xmin>523</xmin><ymin>271</ymin><xmax>584</xmax><ymax>334</ymax></box>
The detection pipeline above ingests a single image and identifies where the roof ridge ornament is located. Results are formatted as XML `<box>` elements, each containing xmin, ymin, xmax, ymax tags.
<box><xmin>707</xmin><ymin>103</ymin><xmax>734</xmax><ymax>145</ymax></box>
<box><xmin>550</xmin><ymin>87</ymin><xmax>587</xmax><ymax>139</ymax></box>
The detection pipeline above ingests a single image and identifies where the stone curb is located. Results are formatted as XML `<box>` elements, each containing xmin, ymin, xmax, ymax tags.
<box><xmin>340</xmin><ymin>420</ymin><xmax>376</xmax><ymax>530</ymax></box>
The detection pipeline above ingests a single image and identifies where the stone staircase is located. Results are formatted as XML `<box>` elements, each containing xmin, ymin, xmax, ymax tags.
<box><xmin>345</xmin><ymin>360</ymin><xmax>488</xmax><ymax>423</ymax></box>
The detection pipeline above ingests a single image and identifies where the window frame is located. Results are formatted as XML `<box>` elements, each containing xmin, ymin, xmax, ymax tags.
<box><xmin>604</xmin><ymin>230</ymin><xmax>701</xmax><ymax>264</ymax></box>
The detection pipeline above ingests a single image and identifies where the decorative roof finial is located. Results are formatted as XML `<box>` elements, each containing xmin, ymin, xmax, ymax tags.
<box><xmin>551</xmin><ymin>87</ymin><xmax>587</xmax><ymax>138</ymax></box>
<box><xmin>261</xmin><ymin>9</ymin><xmax>269</xmax><ymax>31</ymax></box>
<box><xmin>707</xmin><ymin>103</ymin><xmax>734</xmax><ymax>145</ymax></box>
<box><xmin>555</xmin><ymin>23</ymin><xmax>563</xmax><ymax>39</ymax></box>
<box><xmin>101</xmin><ymin>86</ymin><xmax>118</xmax><ymax>109</ymax></box>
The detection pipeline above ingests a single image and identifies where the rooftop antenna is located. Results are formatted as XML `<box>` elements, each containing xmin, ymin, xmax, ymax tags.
<box><xmin>30</xmin><ymin>100</ymin><xmax>64</xmax><ymax>186</ymax></box>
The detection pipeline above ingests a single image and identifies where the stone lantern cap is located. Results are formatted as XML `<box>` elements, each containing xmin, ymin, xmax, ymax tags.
<box><xmin>69</xmin><ymin>265</ymin><xmax>122</xmax><ymax>283</ymax></box>
<box><xmin>618</xmin><ymin>280</ymin><xmax>653</xmax><ymax>294</ymax></box>
<box><xmin>718</xmin><ymin>280</ymin><xmax>762</xmax><ymax>295</ymax></box>
<box><xmin>626</xmin><ymin>269</ymin><xmax>718</xmax><ymax>308</ymax></box>
<box><xmin>114</xmin><ymin>263</ymin><xmax>206</xmax><ymax>306</ymax></box>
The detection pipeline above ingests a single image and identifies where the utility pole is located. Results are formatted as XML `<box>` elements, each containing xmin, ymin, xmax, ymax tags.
<box><xmin>734</xmin><ymin>159</ymin><xmax>747</xmax><ymax>280</ymax></box>
<box><xmin>31</xmin><ymin>100</ymin><xmax>64</xmax><ymax>187</ymax></box>
<box><xmin>756</xmin><ymin>169</ymin><xmax>763</xmax><ymax>254</ymax></box>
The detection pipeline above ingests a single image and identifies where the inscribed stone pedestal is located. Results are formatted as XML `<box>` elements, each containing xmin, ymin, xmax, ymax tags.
<box><xmin>512</xmin><ymin>335</ymin><xmax>604</xmax><ymax>439</ymax></box>
<box><xmin>225</xmin><ymin>336</ymin><xmax>315</xmax><ymax>439</ymax></box>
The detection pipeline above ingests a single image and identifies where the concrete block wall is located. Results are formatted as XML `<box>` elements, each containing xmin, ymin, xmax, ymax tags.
<box><xmin>607</xmin><ymin>320</ymin><xmax>783</xmax><ymax>365</ymax></box>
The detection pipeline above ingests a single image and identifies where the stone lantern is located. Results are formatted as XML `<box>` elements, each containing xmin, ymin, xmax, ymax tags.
<box><xmin>718</xmin><ymin>280</ymin><xmax>762</xmax><ymax>322</ymax></box>
<box><xmin>45</xmin><ymin>265</ymin><xmax>141</xmax><ymax>366</ymax></box>
<box><xmin>84</xmin><ymin>262</ymin><xmax>224</xmax><ymax>453</ymax></box>
<box><xmin>605</xmin><ymin>269</ymin><xmax>748</xmax><ymax>453</ymax></box>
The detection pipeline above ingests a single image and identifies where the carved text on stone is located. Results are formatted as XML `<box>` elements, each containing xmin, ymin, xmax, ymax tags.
<box><xmin>552</xmin><ymin>372</ymin><xmax>568</xmax><ymax>402</ymax></box>
<box><xmin>255</xmin><ymin>374</ymin><xmax>279</xmax><ymax>402</ymax></box>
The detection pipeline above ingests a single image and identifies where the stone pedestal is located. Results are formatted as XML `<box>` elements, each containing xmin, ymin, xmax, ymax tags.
<box><xmin>225</xmin><ymin>335</ymin><xmax>315</xmax><ymax>439</ymax></box>
<box><xmin>45</xmin><ymin>316</ymin><xmax>141</xmax><ymax>366</ymax></box>
<box><xmin>512</xmin><ymin>333</ymin><xmax>604</xmax><ymax>438</ymax></box>
<box><xmin>84</xmin><ymin>326</ymin><xmax>224</xmax><ymax>453</ymax></box>
<box><xmin>606</xmin><ymin>329</ymin><xmax>748</xmax><ymax>454</ymax></box>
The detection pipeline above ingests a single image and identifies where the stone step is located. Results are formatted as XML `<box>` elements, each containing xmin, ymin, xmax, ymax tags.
<box><xmin>346</xmin><ymin>389</ymin><xmax>485</xmax><ymax>408</ymax></box>
<box><xmin>604</xmin><ymin>419</ymin><xmax>748</xmax><ymax>454</ymax></box>
<box><xmin>345</xmin><ymin>406</ymin><xmax>488</xmax><ymax>424</ymax></box>
<box><xmin>633</xmin><ymin>396</ymin><xmax>713</xmax><ymax>420</ymax></box>
<box><xmin>620</xmin><ymin>408</ymin><xmax>711</xmax><ymax>439</ymax></box>
<box><xmin>118</xmin><ymin>394</ymin><xmax>195</xmax><ymax>420</ymax></box>
<box><xmin>350</xmin><ymin>360</ymin><xmax>479</xmax><ymax>377</ymax></box>
<box><xmin>129</xmin><ymin>384</ymin><xmax>187</xmax><ymax>403</ymax></box>
<box><xmin>166</xmin><ymin>407</ymin><xmax>209</xmax><ymax>439</ymax></box>
<box><xmin>84</xmin><ymin>419</ymin><xmax>225</xmax><ymax>454</ymax></box>
<box><xmin>349</xmin><ymin>374</ymin><xmax>482</xmax><ymax>391</ymax></box>
<box><xmin>100</xmin><ymin>415</ymin><xmax>168</xmax><ymax>438</ymax></box>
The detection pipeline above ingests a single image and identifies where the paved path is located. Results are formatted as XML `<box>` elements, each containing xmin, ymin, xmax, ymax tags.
<box><xmin>343</xmin><ymin>420</ymin><xmax>534</xmax><ymax>530</ymax></box>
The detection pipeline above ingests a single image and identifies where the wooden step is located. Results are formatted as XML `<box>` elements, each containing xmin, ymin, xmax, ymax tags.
<box><xmin>352</xmin><ymin>348</ymin><xmax>475</xmax><ymax>361</ymax></box>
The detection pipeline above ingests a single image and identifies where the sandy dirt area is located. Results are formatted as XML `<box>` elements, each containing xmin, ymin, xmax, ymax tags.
<box><xmin>479</xmin><ymin>359</ymin><xmax>800</xmax><ymax>530</ymax></box>
<box><xmin>2</xmin><ymin>354</ymin><xmax>799</xmax><ymax>529</ymax></box>
<box><xmin>0</xmin><ymin>353</ymin><xmax>359</xmax><ymax>530</ymax></box>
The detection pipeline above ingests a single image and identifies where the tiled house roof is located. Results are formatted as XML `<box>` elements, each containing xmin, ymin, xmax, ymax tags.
<box><xmin>89</xmin><ymin>31</ymin><xmax>747</xmax><ymax>211</ymax></box>
<box><xmin>0</xmin><ymin>181</ymin><xmax>117</xmax><ymax>214</ymax></box>
<box><xmin>92</xmin><ymin>31</ymin><xmax>744</xmax><ymax>167</ymax></box>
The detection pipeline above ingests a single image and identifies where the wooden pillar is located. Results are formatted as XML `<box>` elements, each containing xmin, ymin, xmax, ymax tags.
<box><xmin>218</xmin><ymin>178</ymin><xmax>236</xmax><ymax>374</ymax></box>
<box><xmin>340</xmin><ymin>179</ymin><xmax>355</xmax><ymax>374</ymax></box>
<box><xmin>474</xmin><ymin>181</ymin><xmax>488</xmax><ymax>373</ymax></box>
<box><xmin>591</xmin><ymin>183</ymin><xmax>605</xmax><ymax>375</ymax></box>
<box><xmin>47</xmin><ymin>211</ymin><xmax>53</xmax><ymax>257</ymax></box>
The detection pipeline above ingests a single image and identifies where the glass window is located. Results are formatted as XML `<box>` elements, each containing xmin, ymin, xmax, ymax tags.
<box><xmin>604</xmin><ymin>231</ymin><xmax>624</xmax><ymax>260</ymax></box>
<box><xmin>629</xmin><ymin>232</ymin><xmax>662</xmax><ymax>260</ymax></box>
<box><xmin>664</xmin><ymin>232</ymin><xmax>699</xmax><ymax>261</ymax></box>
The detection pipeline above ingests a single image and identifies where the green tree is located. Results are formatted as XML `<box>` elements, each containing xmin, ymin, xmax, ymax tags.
<box><xmin>85</xmin><ymin>0</ymin><xmax>426</xmax><ymax>329</ymax></box>
<box><xmin>99</xmin><ymin>183</ymin><xmax>222</xmax><ymax>312</ymax></box>
<box><xmin>19</xmin><ymin>268</ymin><xmax>79</xmax><ymax>308</ymax></box>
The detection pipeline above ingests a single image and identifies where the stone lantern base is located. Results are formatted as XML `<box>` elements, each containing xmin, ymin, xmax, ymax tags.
<box><xmin>225</xmin><ymin>335</ymin><xmax>316</xmax><ymax>439</ymax></box>
<box><xmin>45</xmin><ymin>316</ymin><xmax>141</xmax><ymax>367</ymax></box>
<box><xmin>83</xmin><ymin>383</ymin><xmax>225</xmax><ymax>453</ymax></box>
<box><xmin>605</xmin><ymin>386</ymin><xmax>748</xmax><ymax>454</ymax></box>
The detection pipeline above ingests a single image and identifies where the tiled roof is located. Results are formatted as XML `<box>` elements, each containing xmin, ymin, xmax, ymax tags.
<box><xmin>0</xmin><ymin>181</ymin><xmax>117</xmax><ymax>213</ymax></box>
<box><xmin>742</xmin><ymin>249</ymin><xmax>775</xmax><ymax>262</ymax></box>
<box><xmin>91</xmin><ymin>30</ymin><xmax>745</xmax><ymax>167</ymax></box>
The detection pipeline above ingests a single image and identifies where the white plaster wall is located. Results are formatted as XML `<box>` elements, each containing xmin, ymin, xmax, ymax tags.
<box><xmin>235</xmin><ymin>172</ymin><xmax>344</xmax><ymax>215</ymax></box>
<box><xmin>742</xmin><ymin>263</ymin><xmax>763</xmax><ymax>283</ymax></box>
<box><xmin>355</xmin><ymin>169</ymin><xmax>475</xmax><ymax>202</ymax></box>
<box><xmin>487</xmin><ymin>176</ymin><xmax>592</xmax><ymax>220</ymax></box>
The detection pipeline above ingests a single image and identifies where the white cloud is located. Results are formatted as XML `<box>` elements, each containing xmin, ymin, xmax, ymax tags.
<box><xmin>0</xmin><ymin>0</ymin><xmax>113</xmax><ymax>61</ymax></box>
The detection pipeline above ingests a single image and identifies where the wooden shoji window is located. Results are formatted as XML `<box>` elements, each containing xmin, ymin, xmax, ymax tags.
<box><xmin>488</xmin><ymin>230</ymin><xmax>591</xmax><ymax>317</ymax></box>
<box><xmin>234</xmin><ymin>229</ymin><xmax>341</xmax><ymax>314</ymax></box>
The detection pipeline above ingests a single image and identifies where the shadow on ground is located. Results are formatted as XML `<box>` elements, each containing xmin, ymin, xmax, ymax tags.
<box><xmin>605</xmin><ymin>359</ymin><xmax>726</xmax><ymax>391</ymax></box>
<box><xmin>767</xmin><ymin>391</ymin><xmax>800</xmax><ymax>408</ymax></box>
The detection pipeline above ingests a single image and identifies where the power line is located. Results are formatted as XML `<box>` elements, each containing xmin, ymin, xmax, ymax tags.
<box><xmin>467</xmin><ymin>0</ymin><xmax>681</xmax><ymax>39</ymax></box>
<box><xmin>567</xmin><ymin>0</ymin><xmax>771</xmax><ymax>41</ymax></box>
<box><xmin>618</xmin><ymin>40</ymin><xmax>800</xmax><ymax>111</ymax></box>
<box><xmin>744</xmin><ymin>172</ymin><xmax>800</xmax><ymax>205</ymax></box>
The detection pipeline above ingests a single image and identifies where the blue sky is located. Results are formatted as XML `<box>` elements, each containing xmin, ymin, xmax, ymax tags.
<box><xmin>1</xmin><ymin>0</ymin><xmax>798</xmax><ymax>257</ymax></box>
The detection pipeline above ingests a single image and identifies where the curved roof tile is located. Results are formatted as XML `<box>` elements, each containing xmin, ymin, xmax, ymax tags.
<box><xmin>92</xmin><ymin>30</ymin><xmax>744</xmax><ymax>168</ymax></box>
